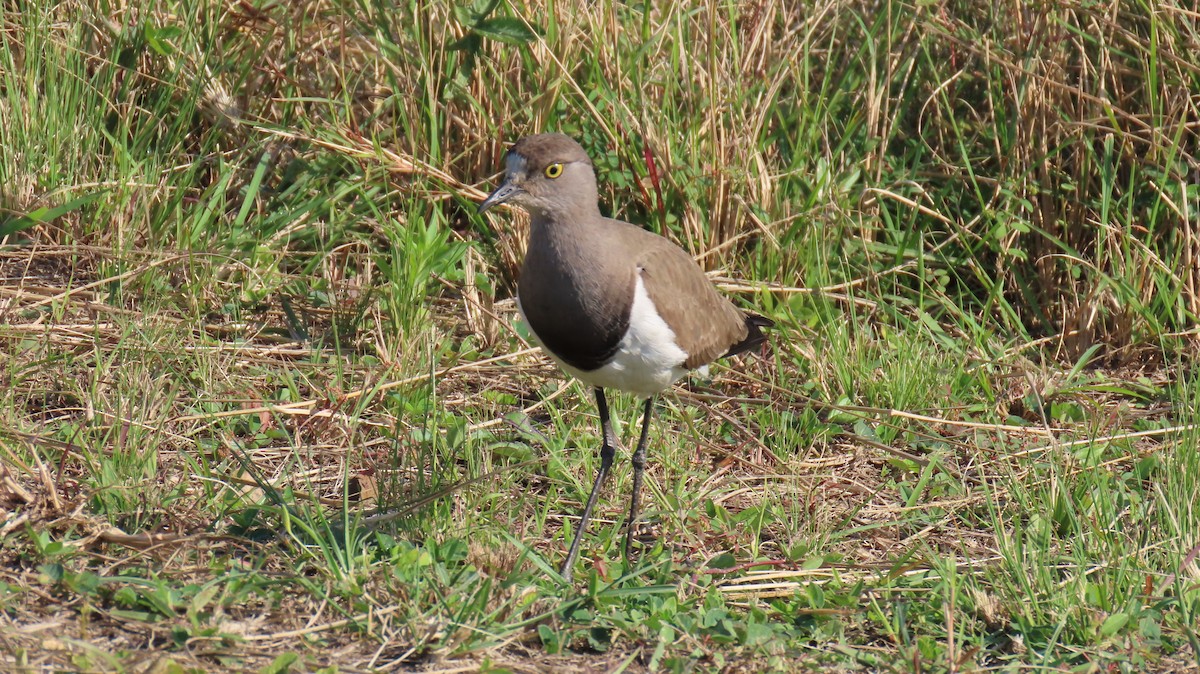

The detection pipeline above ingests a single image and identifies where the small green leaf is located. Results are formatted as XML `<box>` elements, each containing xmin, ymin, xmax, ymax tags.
<box><xmin>452</xmin><ymin>4</ymin><xmax>476</xmax><ymax>25</ymax></box>
<box><xmin>586</xmin><ymin>626</ymin><xmax>611</xmax><ymax>651</ymax></box>
<box><xmin>1140</xmin><ymin>615</ymin><xmax>1162</xmax><ymax>641</ymax></box>
<box><xmin>538</xmin><ymin>624</ymin><xmax>561</xmax><ymax>653</ymax></box>
<box><xmin>473</xmin><ymin>17</ymin><xmax>537</xmax><ymax>45</ymax></box>
<box><xmin>1099</xmin><ymin>612</ymin><xmax>1129</xmax><ymax>637</ymax></box>
<box><xmin>159</xmin><ymin>660</ymin><xmax>190</xmax><ymax>674</ymax></box>
<box><xmin>144</xmin><ymin>24</ymin><xmax>182</xmax><ymax>56</ymax></box>
<box><xmin>258</xmin><ymin>652</ymin><xmax>300</xmax><ymax>674</ymax></box>
<box><xmin>708</xmin><ymin>552</ymin><xmax>736</xmax><ymax>569</ymax></box>
<box><xmin>170</xmin><ymin>627</ymin><xmax>190</xmax><ymax>647</ymax></box>
<box><xmin>741</xmin><ymin>621</ymin><xmax>774</xmax><ymax>646</ymax></box>
<box><xmin>110</xmin><ymin>608</ymin><xmax>157</xmax><ymax>622</ymax></box>
<box><xmin>38</xmin><ymin>563</ymin><xmax>64</xmax><ymax>583</ymax></box>
<box><xmin>596</xmin><ymin>584</ymin><xmax>676</xmax><ymax>599</ymax></box>
<box><xmin>67</xmin><ymin>571</ymin><xmax>103</xmax><ymax>595</ymax></box>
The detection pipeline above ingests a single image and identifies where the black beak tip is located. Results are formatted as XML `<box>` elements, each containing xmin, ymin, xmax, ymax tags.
<box><xmin>477</xmin><ymin>186</ymin><xmax>514</xmax><ymax>215</ymax></box>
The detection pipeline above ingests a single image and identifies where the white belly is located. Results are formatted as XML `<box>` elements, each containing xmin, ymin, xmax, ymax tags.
<box><xmin>519</xmin><ymin>275</ymin><xmax>689</xmax><ymax>397</ymax></box>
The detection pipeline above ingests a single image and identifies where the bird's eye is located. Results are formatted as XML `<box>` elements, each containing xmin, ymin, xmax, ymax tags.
<box><xmin>544</xmin><ymin>163</ymin><xmax>564</xmax><ymax>179</ymax></box>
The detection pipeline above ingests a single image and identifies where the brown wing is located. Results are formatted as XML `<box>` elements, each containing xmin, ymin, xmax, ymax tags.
<box><xmin>622</xmin><ymin>224</ymin><xmax>758</xmax><ymax>369</ymax></box>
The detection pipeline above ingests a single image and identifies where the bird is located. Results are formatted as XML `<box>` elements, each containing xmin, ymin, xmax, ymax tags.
<box><xmin>477</xmin><ymin>133</ymin><xmax>773</xmax><ymax>581</ymax></box>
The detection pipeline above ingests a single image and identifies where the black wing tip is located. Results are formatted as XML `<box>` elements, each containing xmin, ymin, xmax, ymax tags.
<box><xmin>724</xmin><ymin>312</ymin><xmax>774</xmax><ymax>359</ymax></box>
<box><xmin>746</xmin><ymin>313</ymin><xmax>774</xmax><ymax>330</ymax></box>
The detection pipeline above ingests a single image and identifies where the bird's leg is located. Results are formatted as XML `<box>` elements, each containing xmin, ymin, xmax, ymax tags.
<box><xmin>561</xmin><ymin>387</ymin><xmax>616</xmax><ymax>582</ymax></box>
<box><xmin>624</xmin><ymin>396</ymin><xmax>654</xmax><ymax>560</ymax></box>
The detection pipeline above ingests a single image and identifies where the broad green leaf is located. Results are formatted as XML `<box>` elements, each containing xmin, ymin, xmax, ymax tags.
<box><xmin>474</xmin><ymin>17</ymin><xmax>537</xmax><ymax>45</ymax></box>
<box><xmin>1099</xmin><ymin>612</ymin><xmax>1130</xmax><ymax>637</ymax></box>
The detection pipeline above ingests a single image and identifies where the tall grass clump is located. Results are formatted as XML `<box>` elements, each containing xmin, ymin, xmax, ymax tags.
<box><xmin>850</xmin><ymin>0</ymin><xmax>1200</xmax><ymax>358</ymax></box>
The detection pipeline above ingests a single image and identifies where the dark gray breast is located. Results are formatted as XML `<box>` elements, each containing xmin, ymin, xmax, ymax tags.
<box><xmin>518</xmin><ymin>233</ymin><xmax>634</xmax><ymax>372</ymax></box>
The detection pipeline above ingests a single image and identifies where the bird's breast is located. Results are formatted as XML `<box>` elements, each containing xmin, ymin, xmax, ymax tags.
<box><xmin>519</xmin><ymin>272</ymin><xmax>689</xmax><ymax>396</ymax></box>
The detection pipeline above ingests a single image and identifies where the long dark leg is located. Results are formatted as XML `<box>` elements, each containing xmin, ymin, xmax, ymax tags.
<box><xmin>624</xmin><ymin>396</ymin><xmax>654</xmax><ymax>560</ymax></box>
<box><xmin>561</xmin><ymin>387</ymin><xmax>615</xmax><ymax>582</ymax></box>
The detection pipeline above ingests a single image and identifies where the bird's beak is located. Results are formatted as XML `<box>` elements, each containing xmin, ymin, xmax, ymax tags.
<box><xmin>478</xmin><ymin>175</ymin><xmax>521</xmax><ymax>214</ymax></box>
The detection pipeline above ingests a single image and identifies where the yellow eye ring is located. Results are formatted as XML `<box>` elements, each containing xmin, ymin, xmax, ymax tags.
<box><xmin>544</xmin><ymin>163</ymin><xmax>564</xmax><ymax>179</ymax></box>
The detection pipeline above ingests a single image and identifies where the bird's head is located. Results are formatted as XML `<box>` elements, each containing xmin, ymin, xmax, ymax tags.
<box><xmin>478</xmin><ymin>133</ymin><xmax>598</xmax><ymax>218</ymax></box>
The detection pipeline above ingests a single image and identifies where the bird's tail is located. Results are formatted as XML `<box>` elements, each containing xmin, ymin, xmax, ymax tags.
<box><xmin>724</xmin><ymin>313</ymin><xmax>774</xmax><ymax>358</ymax></box>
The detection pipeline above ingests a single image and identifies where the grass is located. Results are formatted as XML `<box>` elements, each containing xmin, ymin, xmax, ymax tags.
<box><xmin>1</xmin><ymin>0</ymin><xmax>1199</xmax><ymax>671</ymax></box>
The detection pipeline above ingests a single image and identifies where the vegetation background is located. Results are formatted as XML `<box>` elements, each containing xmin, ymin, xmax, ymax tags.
<box><xmin>1</xmin><ymin>0</ymin><xmax>1198</xmax><ymax>671</ymax></box>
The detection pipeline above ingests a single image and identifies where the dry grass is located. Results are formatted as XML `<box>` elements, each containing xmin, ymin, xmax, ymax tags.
<box><xmin>2</xmin><ymin>0</ymin><xmax>1199</xmax><ymax>670</ymax></box>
